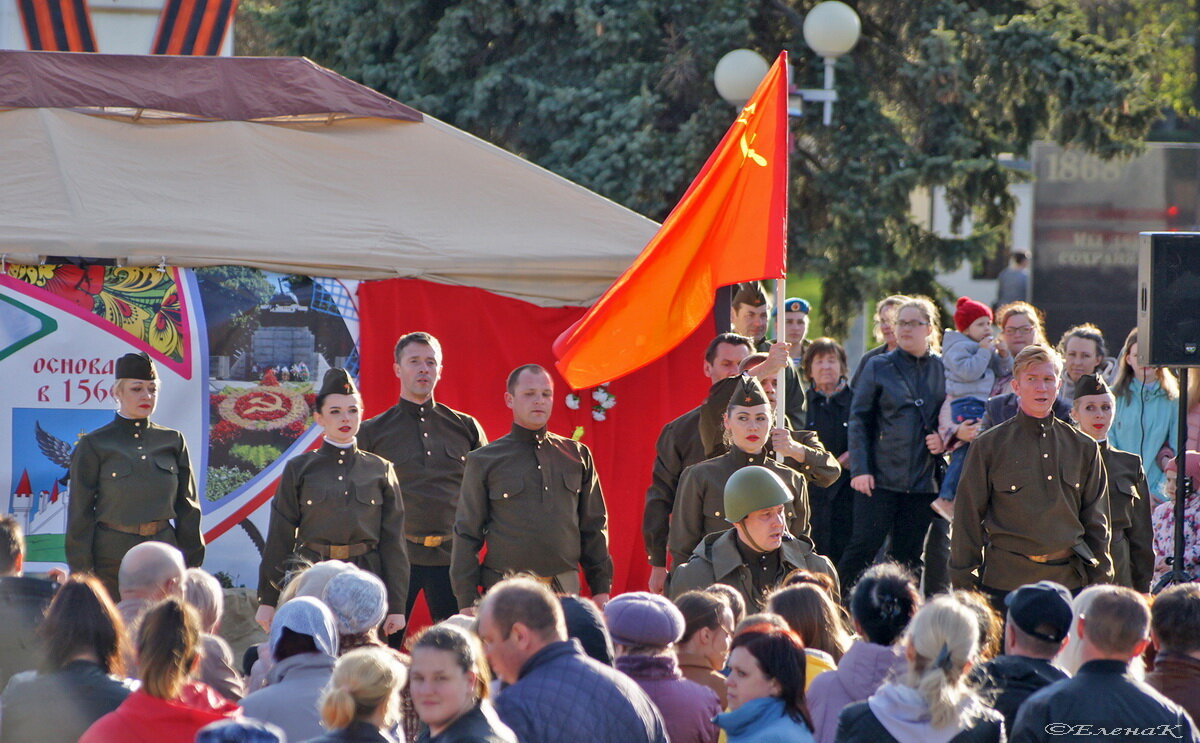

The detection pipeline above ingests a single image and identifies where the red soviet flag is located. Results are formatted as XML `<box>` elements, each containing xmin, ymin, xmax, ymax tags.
<box><xmin>553</xmin><ymin>51</ymin><xmax>789</xmax><ymax>389</ymax></box>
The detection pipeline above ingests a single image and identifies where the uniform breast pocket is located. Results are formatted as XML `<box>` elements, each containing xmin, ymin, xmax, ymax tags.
<box><xmin>298</xmin><ymin>486</ymin><xmax>331</xmax><ymax>509</ymax></box>
<box><xmin>153</xmin><ymin>454</ymin><xmax>179</xmax><ymax>476</ymax></box>
<box><xmin>561</xmin><ymin>468</ymin><xmax>583</xmax><ymax>495</ymax></box>
<box><xmin>443</xmin><ymin>441</ymin><xmax>469</xmax><ymax>466</ymax></box>
<box><xmin>354</xmin><ymin>486</ymin><xmax>383</xmax><ymax>508</ymax></box>
<box><xmin>994</xmin><ymin>479</ymin><xmax>1025</xmax><ymax>497</ymax></box>
<box><xmin>102</xmin><ymin>457</ymin><xmax>134</xmax><ymax>481</ymax></box>
<box><xmin>489</xmin><ymin>476</ymin><xmax>526</xmax><ymax>503</ymax></box>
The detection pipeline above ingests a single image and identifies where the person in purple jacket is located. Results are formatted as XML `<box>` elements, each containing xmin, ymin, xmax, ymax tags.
<box><xmin>806</xmin><ymin>562</ymin><xmax>921</xmax><ymax>743</ymax></box>
<box><xmin>606</xmin><ymin>592</ymin><xmax>722</xmax><ymax>743</ymax></box>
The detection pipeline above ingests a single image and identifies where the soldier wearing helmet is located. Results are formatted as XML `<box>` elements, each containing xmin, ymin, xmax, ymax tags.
<box><xmin>668</xmin><ymin>465</ymin><xmax>839</xmax><ymax>611</ymax></box>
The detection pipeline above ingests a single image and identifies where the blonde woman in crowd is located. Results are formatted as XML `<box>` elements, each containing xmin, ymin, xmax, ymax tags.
<box><xmin>834</xmin><ymin>596</ymin><xmax>1003</xmax><ymax>743</ymax></box>
<box><xmin>307</xmin><ymin>646</ymin><xmax>409</xmax><ymax>743</ymax></box>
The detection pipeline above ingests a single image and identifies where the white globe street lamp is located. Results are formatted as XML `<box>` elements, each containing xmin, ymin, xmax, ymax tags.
<box><xmin>801</xmin><ymin>1</ymin><xmax>861</xmax><ymax>125</ymax></box>
<box><xmin>713</xmin><ymin>49</ymin><xmax>771</xmax><ymax>109</ymax></box>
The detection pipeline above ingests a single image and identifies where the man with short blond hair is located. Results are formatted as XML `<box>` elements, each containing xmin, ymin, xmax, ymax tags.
<box><xmin>951</xmin><ymin>344</ymin><xmax>1112</xmax><ymax>605</ymax></box>
<box><xmin>1011</xmin><ymin>586</ymin><xmax>1198</xmax><ymax>743</ymax></box>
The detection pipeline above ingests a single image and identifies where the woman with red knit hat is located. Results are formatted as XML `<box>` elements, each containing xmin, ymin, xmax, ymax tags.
<box><xmin>931</xmin><ymin>297</ymin><xmax>1011</xmax><ymax>522</ymax></box>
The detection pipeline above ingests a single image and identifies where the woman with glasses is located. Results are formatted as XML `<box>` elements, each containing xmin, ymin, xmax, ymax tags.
<box><xmin>839</xmin><ymin>297</ymin><xmax>946</xmax><ymax>596</ymax></box>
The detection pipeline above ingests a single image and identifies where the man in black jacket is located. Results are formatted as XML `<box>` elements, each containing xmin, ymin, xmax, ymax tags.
<box><xmin>1011</xmin><ymin>586</ymin><xmax>1199</xmax><ymax>743</ymax></box>
<box><xmin>0</xmin><ymin>514</ymin><xmax>57</xmax><ymax>688</ymax></box>
<box><xmin>974</xmin><ymin>581</ymin><xmax>1071</xmax><ymax>732</ymax></box>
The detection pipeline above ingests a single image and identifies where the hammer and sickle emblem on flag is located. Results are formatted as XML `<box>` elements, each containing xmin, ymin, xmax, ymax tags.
<box><xmin>740</xmin><ymin>133</ymin><xmax>768</xmax><ymax>167</ymax></box>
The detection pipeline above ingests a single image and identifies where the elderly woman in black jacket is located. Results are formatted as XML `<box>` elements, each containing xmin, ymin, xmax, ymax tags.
<box><xmin>838</xmin><ymin>297</ymin><xmax>946</xmax><ymax>595</ymax></box>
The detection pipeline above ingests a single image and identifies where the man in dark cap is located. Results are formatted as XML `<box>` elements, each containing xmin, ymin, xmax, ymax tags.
<box><xmin>643</xmin><ymin>332</ymin><xmax>755</xmax><ymax>594</ymax></box>
<box><xmin>452</xmin><ymin>364</ymin><xmax>612</xmax><ymax>611</ymax></box>
<box><xmin>951</xmin><ymin>345</ymin><xmax>1113</xmax><ymax>606</ymax></box>
<box><xmin>974</xmin><ymin>580</ymin><xmax>1072</xmax><ymax>731</ymax></box>
<box><xmin>669</xmin><ymin>465</ymin><xmax>838</xmax><ymax>610</ymax></box>
<box><xmin>729</xmin><ymin>282</ymin><xmax>806</xmax><ymax>427</ymax></box>
<box><xmin>358</xmin><ymin>332</ymin><xmax>487</xmax><ymax>626</ymax></box>
<box><xmin>68</xmin><ymin>351</ymin><xmax>203</xmax><ymax>598</ymax></box>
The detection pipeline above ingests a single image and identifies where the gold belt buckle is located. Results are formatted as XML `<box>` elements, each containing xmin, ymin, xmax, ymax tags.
<box><xmin>329</xmin><ymin>544</ymin><xmax>350</xmax><ymax>560</ymax></box>
<box><xmin>1027</xmin><ymin>553</ymin><xmax>1051</xmax><ymax>564</ymax></box>
<box><xmin>423</xmin><ymin>535</ymin><xmax>445</xmax><ymax>548</ymax></box>
<box><xmin>535</xmin><ymin>575</ymin><xmax>555</xmax><ymax>586</ymax></box>
<box><xmin>137</xmin><ymin>522</ymin><xmax>160</xmax><ymax>537</ymax></box>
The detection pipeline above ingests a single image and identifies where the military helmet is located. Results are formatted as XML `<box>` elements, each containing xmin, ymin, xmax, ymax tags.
<box><xmin>724</xmin><ymin>465</ymin><xmax>793</xmax><ymax>523</ymax></box>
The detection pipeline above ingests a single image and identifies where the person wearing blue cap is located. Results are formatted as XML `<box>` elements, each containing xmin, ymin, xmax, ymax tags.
<box><xmin>973</xmin><ymin>581</ymin><xmax>1071</xmax><ymax>732</ymax></box>
<box><xmin>783</xmin><ymin>298</ymin><xmax>812</xmax><ymax>368</ymax></box>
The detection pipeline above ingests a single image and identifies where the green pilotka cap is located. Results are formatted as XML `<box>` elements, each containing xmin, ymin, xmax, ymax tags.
<box><xmin>724</xmin><ymin>465</ymin><xmax>793</xmax><ymax>523</ymax></box>
<box><xmin>318</xmin><ymin>368</ymin><xmax>359</xmax><ymax>398</ymax></box>
<box><xmin>115</xmin><ymin>352</ymin><xmax>156</xmax><ymax>380</ymax></box>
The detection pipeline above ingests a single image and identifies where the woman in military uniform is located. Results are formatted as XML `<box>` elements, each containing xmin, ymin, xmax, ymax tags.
<box><xmin>668</xmin><ymin>376</ymin><xmax>819</xmax><ymax>570</ymax></box>
<box><xmin>67</xmin><ymin>352</ymin><xmax>204</xmax><ymax>599</ymax></box>
<box><xmin>256</xmin><ymin>369</ymin><xmax>409</xmax><ymax>636</ymax></box>
<box><xmin>1072</xmin><ymin>373</ymin><xmax>1154</xmax><ymax>591</ymax></box>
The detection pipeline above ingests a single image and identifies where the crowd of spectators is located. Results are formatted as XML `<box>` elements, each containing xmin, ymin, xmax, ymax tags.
<box><xmin>3</xmin><ymin>286</ymin><xmax>1200</xmax><ymax>743</ymax></box>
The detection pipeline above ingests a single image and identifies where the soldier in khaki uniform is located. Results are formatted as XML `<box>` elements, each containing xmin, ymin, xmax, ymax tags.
<box><xmin>1072</xmin><ymin>373</ymin><xmax>1154</xmax><ymax>591</ymax></box>
<box><xmin>951</xmin><ymin>345</ymin><xmax>1113</xmax><ymax>604</ymax></box>
<box><xmin>257</xmin><ymin>369</ymin><xmax>409</xmax><ymax>635</ymax></box>
<box><xmin>643</xmin><ymin>332</ymin><xmax>754</xmax><ymax>594</ymax></box>
<box><xmin>669</xmin><ymin>465</ymin><xmax>839</xmax><ymax>610</ymax></box>
<box><xmin>451</xmin><ymin>364</ymin><xmax>612</xmax><ymax>611</ymax></box>
<box><xmin>67</xmin><ymin>352</ymin><xmax>203</xmax><ymax>599</ymax></box>
<box><xmin>669</xmin><ymin>375</ymin><xmax>839</xmax><ymax>569</ymax></box>
<box><xmin>730</xmin><ymin>282</ymin><xmax>806</xmax><ymax>427</ymax></box>
<box><xmin>358</xmin><ymin>332</ymin><xmax>487</xmax><ymax>623</ymax></box>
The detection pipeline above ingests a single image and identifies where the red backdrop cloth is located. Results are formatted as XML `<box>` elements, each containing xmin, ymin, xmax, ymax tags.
<box><xmin>358</xmin><ymin>278</ymin><xmax>712</xmax><ymax>629</ymax></box>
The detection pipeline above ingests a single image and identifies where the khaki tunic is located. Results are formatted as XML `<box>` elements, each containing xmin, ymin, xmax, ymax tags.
<box><xmin>258</xmin><ymin>441</ymin><xmax>409</xmax><ymax>611</ymax></box>
<box><xmin>950</xmin><ymin>410</ymin><xmax>1113</xmax><ymax>592</ymax></box>
<box><xmin>67</xmin><ymin>414</ymin><xmax>204</xmax><ymax>596</ymax></box>
<box><xmin>642</xmin><ymin>405</ymin><xmax>707</xmax><ymax>569</ymax></box>
<box><xmin>667</xmin><ymin>448</ymin><xmax>813</xmax><ymax>570</ymax></box>
<box><xmin>669</xmin><ymin>529</ymin><xmax>839</xmax><ymax>611</ymax></box>
<box><xmin>1100</xmin><ymin>441</ymin><xmax>1154</xmax><ymax>592</ymax></box>
<box><xmin>451</xmin><ymin>423</ymin><xmax>612</xmax><ymax>608</ymax></box>
<box><xmin>359</xmin><ymin>398</ymin><xmax>487</xmax><ymax>566</ymax></box>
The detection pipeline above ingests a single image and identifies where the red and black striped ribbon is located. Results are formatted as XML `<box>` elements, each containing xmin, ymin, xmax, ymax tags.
<box><xmin>151</xmin><ymin>0</ymin><xmax>240</xmax><ymax>56</ymax></box>
<box><xmin>16</xmin><ymin>0</ymin><xmax>97</xmax><ymax>52</ymax></box>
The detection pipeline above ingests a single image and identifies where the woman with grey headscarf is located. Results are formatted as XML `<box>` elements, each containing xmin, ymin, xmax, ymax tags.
<box><xmin>324</xmin><ymin>569</ymin><xmax>420</xmax><ymax>742</ymax></box>
<box><xmin>240</xmin><ymin>596</ymin><xmax>339</xmax><ymax>743</ymax></box>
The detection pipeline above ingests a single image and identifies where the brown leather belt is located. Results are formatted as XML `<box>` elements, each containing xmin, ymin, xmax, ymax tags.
<box><xmin>99</xmin><ymin>520</ymin><xmax>170</xmax><ymax>537</ymax></box>
<box><xmin>405</xmin><ymin>534</ymin><xmax>451</xmax><ymax>548</ymax></box>
<box><xmin>1026</xmin><ymin>548</ymin><xmax>1073</xmax><ymax>564</ymax></box>
<box><xmin>304</xmin><ymin>542</ymin><xmax>371</xmax><ymax>560</ymax></box>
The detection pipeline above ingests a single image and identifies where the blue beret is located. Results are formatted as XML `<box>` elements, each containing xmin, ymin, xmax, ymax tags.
<box><xmin>784</xmin><ymin>297</ymin><xmax>810</xmax><ymax>314</ymax></box>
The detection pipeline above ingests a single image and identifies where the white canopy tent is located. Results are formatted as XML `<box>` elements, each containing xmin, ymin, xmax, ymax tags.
<box><xmin>0</xmin><ymin>51</ymin><xmax>658</xmax><ymax>307</ymax></box>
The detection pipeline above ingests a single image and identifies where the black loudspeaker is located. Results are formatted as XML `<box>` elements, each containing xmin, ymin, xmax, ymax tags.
<box><xmin>1138</xmin><ymin>232</ymin><xmax>1200</xmax><ymax>367</ymax></box>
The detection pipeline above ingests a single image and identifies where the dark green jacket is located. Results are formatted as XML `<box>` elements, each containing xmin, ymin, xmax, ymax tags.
<box><xmin>642</xmin><ymin>405</ymin><xmax>707</xmax><ymax>569</ymax></box>
<box><xmin>951</xmin><ymin>410</ymin><xmax>1112</xmax><ymax>592</ymax></box>
<box><xmin>1100</xmin><ymin>441</ymin><xmax>1154</xmax><ymax>592</ymax></box>
<box><xmin>451</xmin><ymin>424</ymin><xmax>612</xmax><ymax>608</ymax></box>
<box><xmin>359</xmin><ymin>397</ymin><xmax>487</xmax><ymax>566</ymax></box>
<box><xmin>258</xmin><ymin>440</ymin><xmax>409</xmax><ymax>611</ymax></box>
<box><xmin>67</xmin><ymin>414</ymin><xmax>204</xmax><ymax>572</ymax></box>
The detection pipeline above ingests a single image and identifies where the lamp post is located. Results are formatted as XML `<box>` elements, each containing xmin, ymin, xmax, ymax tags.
<box><xmin>713</xmin><ymin>1</ymin><xmax>861</xmax><ymax>126</ymax></box>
